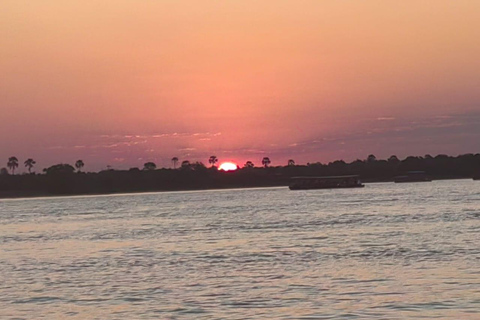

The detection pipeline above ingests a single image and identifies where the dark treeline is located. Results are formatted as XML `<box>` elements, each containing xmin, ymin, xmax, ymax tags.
<box><xmin>1</xmin><ymin>153</ymin><xmax>480</xmax><ymax>198</ymax></box>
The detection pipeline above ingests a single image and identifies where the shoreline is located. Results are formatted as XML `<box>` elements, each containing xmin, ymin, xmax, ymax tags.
<box><xmin>0</xmin><ymin>183</ymin><xmax>289</xmax><ymax>200</ymax></box>
<box><xmin>1</xmin><ymin>177</ymin><xmax>475</xmax><ymax>201</ymax></box>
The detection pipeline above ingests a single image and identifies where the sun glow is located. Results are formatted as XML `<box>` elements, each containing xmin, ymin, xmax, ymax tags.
<box><xmin>219</xmin><ymin>162</ymin><xmax>238</xmax><ymax>171</ymax></box>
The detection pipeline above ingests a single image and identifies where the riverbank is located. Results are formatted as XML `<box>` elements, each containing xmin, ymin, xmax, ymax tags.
<box><xmin>0</xmin><ymin>176</ymin><xmax>475</xmax><ymax>200</ymax></box>
<box><xmin>2</xmin><ymin>154</ymin><xmax>479</xmax><ymax>199</ymax></box>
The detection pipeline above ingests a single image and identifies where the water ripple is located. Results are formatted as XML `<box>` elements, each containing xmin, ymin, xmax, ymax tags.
<box><xmin>0</xmin><ymin>180</ymin><xmax>479</xmax><ymax>319</ymax></box>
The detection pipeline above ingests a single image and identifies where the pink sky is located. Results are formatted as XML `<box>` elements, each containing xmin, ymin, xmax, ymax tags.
<box><xmin>1</xmin><ymin>1</ymin><xmax>480</xmax><ymax>172</ymax></box>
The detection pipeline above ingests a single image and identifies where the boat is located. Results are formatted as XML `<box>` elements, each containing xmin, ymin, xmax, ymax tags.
<box><xmin>289</xmin><ymin>175</ymin><xmax>364</xmax><ymax>190</ymax></box>
<box><xmin>394</xmin><ymin>171</ymin><xmax>432</xmax><ymax>183</ymax></box>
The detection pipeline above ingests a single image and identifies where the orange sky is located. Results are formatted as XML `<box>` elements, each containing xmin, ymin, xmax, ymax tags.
<box><xmin>1</xmin><ymin>1</ymin><xmax>480</xmax><ymax>171</ymax></box>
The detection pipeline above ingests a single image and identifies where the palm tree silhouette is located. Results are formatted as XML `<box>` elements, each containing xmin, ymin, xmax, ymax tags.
<box><xmin>75</xmin><ymin>160</ymin><xmax>85</xmax><ymax>172</ymax></box>
<box><xmin>262</xmin><ymin>157</ymin><xmax>271</xmax><ymax>168</ymax></box>
<box><xmin>208</xmin><ymin>155</ymin><xmax>218</xmax><ymax>167</ymax></box>
<box><xmin>287</xmin><ymin>159</ymin><xmax>295</xmax><ymax>166</ymax></box>
<box><xmin>171</xmin><ymin>157</ymin><xmax>179</xmax><ymax>169</ymax></box>
<box><xmin>7</xmin><ymin>157</ymin><xmax>19</xmax><ymax>174</ymax></box>
<box><xmin>24</xmin><ymin>158</ymin><xmax>36</xmax><ymax>173</ymax></box>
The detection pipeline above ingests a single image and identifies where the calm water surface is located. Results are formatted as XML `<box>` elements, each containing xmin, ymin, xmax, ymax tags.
<box><xmin>1</xmin><ymin>180</ymin><xmax>479</xmax><ymax>319</ymax></box>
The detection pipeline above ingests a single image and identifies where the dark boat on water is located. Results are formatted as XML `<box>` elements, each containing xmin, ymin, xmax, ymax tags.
<box><xmin>289</xmin><ymin>175</ymin><xmax>364</xmax><ymax>190</ymax></box>
<box><xmin>394</xmin><ymin>171</ymin><xmax>432</xmax><ymax>183</ymax></box>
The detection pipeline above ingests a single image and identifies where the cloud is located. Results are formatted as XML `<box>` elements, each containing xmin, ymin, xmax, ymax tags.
<box><xmin>257</xmin><ymin>110</ymin><xmax>480</xmax><ymax>163</ymax></box>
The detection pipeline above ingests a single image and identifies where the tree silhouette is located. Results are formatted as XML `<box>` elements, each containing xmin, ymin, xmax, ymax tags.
<box><xmin>43</xmin><ymin>164</ymin><xmax>75</xmax><ymax>175</ymax></box>
<box><xmin>191</xmin><ymin>162</ymin><xmax>207</xmax><ymax>171</ymax></box>
<box><xmin>367</xmin><ymin>154</ymin><xmax>377</xmax><ymax>163</ymax></box>
<box><xmin>181</xmin><ymin>160</ymin><xmax>191</xmax><ymax>169</ymax></box>
<box><xmin>387</xmin><ymin>155</ymin><xmax>400</xmax><ymax>163</ymax></box>
<box><xmin>7</xmin><ymin>157</ymin><xmax>19</xmax><ymax>175</ymax></box>
<box><xmin>287</xmin><ymin>159</ymin><xmax>295</xmax><ymax>166</ymax></box>
<box><xmin>75</xmin><ymin>160</ymin><xmax>85</xmax><ymax>172</ymax></box>
<box><xmin>0</xmin><ymin>168</ymin><xmax>8</xmax><ymax>175</ymax></box>
<box><xmin>143</xmin><ymin>162</ymin><xmax>157</xmax><ymax>170</ymax></box>
<box><xmin>24</xmin><ymin>158</ymin><xmax>36</xmax><ymax>173</ymax></box>
<box><xmin>262</xmin><ymin>157</ymin><xmax>271</xmax><ymax>168</ymax></box>
<box><xmin>208</xmin><ymin>155</ymin><xmax>218</xmax><ymax>167</ymax></box>
<box><xmin>171</xmin><ymin>157</ymin><xmax>179</xmax><ymax>169</ymax></box>
<box><xmin>244</xmin><ymin>161</ymin><xmax>254</xmax><ymax>168</ymax></box>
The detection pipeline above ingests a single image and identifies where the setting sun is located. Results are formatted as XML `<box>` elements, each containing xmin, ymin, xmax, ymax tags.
<box><xmin>219</xmin><ymin>162</ymin><xmax>238</xmax><ymax>171</ymax></box>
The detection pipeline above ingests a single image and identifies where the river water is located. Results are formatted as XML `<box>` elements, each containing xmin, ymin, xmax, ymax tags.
<box><xmin>1</xmin><ymin>180</ymin><xmax>479</xmax><ymax>319</ymax></box>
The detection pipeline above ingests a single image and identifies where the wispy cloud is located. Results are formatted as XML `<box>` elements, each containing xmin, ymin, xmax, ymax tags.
<box><xmin>275</xmin><ymin>111</ymin><xmax>480</xmax><ymax>160</ymax></box>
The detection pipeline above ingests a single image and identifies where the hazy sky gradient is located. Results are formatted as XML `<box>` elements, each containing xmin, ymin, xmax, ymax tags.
<box><xmin>1</xmin><ymin>1</ymin><xmax>480</xmax><ymax>171</ymax></box>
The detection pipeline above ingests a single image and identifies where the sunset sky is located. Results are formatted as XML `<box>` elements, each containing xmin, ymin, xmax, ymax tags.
<box><xmin>1</xmin><ymin>1</ymin><xmax>480</xmax><ymax>171</ymax></box>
